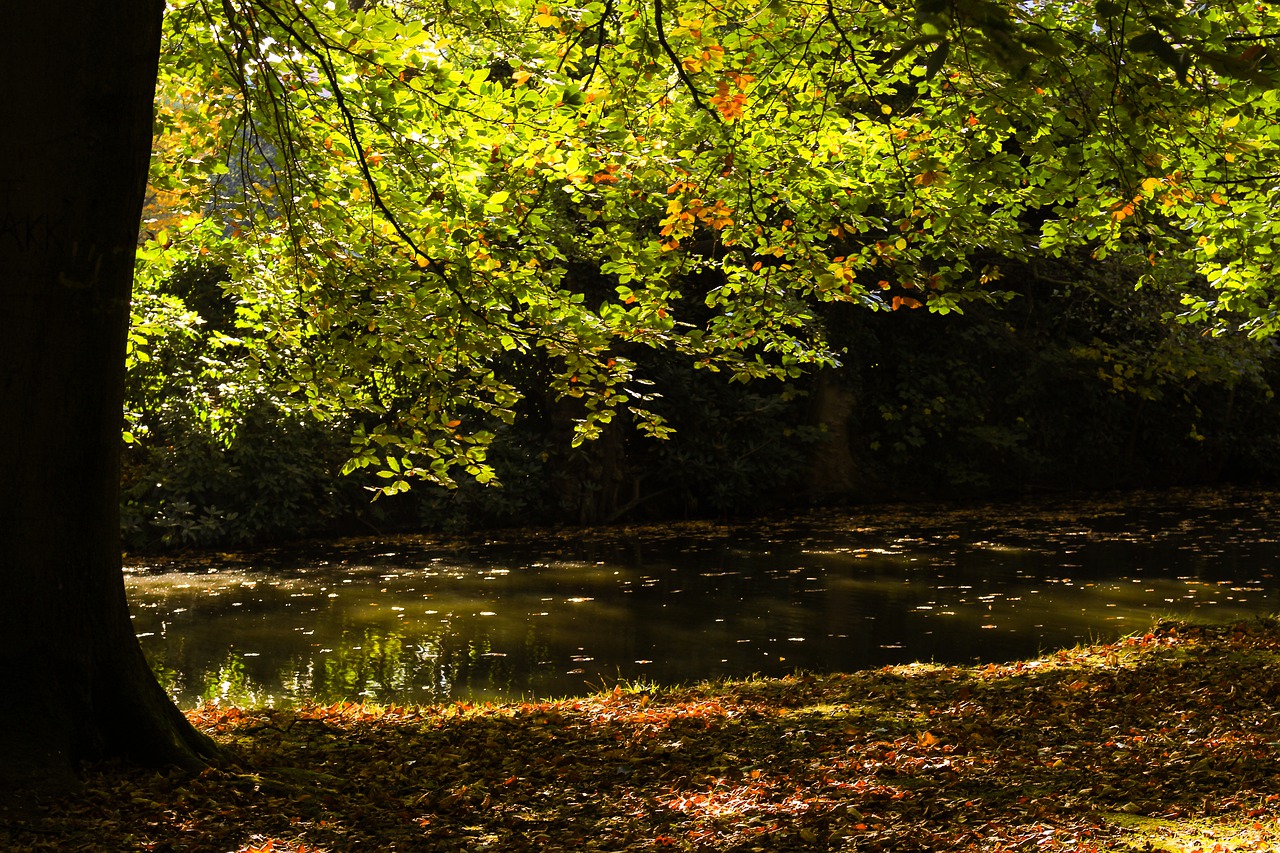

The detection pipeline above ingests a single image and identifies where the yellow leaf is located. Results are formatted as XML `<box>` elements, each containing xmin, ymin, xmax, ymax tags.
<box><xmin>512</xmin><ymin>69</ymin><xmax>531</xmax><ymax>86</ymax></box>
<box><xmin>1223</xmin><ymin>113</ymin><xmax>1241</xmax><ymax>129</ymax></box>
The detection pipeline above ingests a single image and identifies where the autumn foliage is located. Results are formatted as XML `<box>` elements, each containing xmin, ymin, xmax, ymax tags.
<box><xmin>132</xmin><ymin>0</ymin><xmax>1280</xmax><ymax>505</ymax></box>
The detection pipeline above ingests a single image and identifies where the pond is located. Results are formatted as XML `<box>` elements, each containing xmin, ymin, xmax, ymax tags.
<box><xmin>126</xmin><ymin>488</ymin><xmax>1280</xmax><ymax>708</ymax></box>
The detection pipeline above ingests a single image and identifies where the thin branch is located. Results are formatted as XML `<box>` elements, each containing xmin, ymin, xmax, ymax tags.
<box><xmin>653</xmin><ymin>0</ymin><xmax>721</xmax><ymax>123</ymax></box>
<box><xmin>579</xmin><ymin>0</ymin><xmax>613</xmax><ymax>90</ymax></box>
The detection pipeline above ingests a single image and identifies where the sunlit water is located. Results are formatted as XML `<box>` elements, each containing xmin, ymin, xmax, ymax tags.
<box><xmin>126</xmin><ymin>489</ymin><xmax>1280</xmax><ymax>707</ymax></box>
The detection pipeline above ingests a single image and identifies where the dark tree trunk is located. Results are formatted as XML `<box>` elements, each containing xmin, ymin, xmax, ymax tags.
<box><xmin>805</xmin><ymin>369</ymin><xmax>859</xmax><ymax>500</ymax></box>
<box><xmin>0</xmin><ymin>0</ymin><xmax>219</xmax><ymax>792</ymax></box>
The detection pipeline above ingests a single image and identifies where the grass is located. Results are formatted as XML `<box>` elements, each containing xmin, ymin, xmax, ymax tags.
<box><xmin>1100</xmin><ymin>813</ymin><xmax>1280</xmax><ymax>853</ymax></box>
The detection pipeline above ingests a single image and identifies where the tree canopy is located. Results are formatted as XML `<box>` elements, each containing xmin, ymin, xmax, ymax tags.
<box><xmin>132</xmin><ymin>0</ymin><xmax>1280</xmax><ymax>500</ymax></box>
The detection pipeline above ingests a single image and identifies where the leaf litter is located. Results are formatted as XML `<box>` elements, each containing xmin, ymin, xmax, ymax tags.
<box><xmin>6</xmin><ymin>619</ymin><xmax>1280</xmax><ymax>851</ymax></box>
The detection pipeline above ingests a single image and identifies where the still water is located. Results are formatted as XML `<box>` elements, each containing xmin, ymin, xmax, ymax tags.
<box><xmin>126</xmin><ymin>489</ymin><xmax>1280</xmax><ymax>707</ymax></box>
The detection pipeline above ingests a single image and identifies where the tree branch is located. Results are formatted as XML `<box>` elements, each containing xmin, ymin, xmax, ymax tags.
<box><xmin>652</xmin><ymin>0</ymin><xmax>721</xmax><ymax>123</ymax></box>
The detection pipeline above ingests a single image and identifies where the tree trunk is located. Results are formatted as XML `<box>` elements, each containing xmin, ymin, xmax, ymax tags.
<box><xmin>0</xmin><ymin>0</ymin><xmax>219</xmax><ymax>793</ymax></box>
<box><xmin>805</xmin><ymin>368</ymin><xmax>859</xmax><ymax>499</ymax></box>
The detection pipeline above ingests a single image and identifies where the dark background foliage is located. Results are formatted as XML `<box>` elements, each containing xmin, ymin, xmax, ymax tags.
<box><xmin>121</xmin><ymin>255</ymin><xmax>1280</xmax><ymax>550</ymax></box>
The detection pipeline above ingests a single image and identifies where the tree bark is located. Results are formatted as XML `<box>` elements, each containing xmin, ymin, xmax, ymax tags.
<box><xmin>0</xmin><ymin>0</ymin><xmax>219</xmax><ymax>793</ymax></box>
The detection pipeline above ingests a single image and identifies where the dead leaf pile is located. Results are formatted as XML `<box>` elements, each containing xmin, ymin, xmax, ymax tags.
<box><xmin>5</xmin><ymin>619</ymin><xmax>1280</xmax><ymax>851</ymax></box>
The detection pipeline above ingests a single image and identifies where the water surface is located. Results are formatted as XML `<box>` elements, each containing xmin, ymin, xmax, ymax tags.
<box><xmin>126</xmin><ymin>488</ymin><xmax>1280</xmax><ymax>707</ymax></box>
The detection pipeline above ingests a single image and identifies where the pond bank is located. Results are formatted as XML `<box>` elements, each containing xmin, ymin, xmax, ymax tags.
<box><xmin>6</xmin><ymin>619</ymin><xmax>1280</xmax><ymax>851</ymax></box>
<box><xmin>125</xmin><ymin>487</ymin><xmax>1280</xmax><ymax>708</ymax></box>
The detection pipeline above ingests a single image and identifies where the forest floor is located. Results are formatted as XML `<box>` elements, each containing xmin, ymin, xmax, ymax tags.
<box><xmin>5</xmin><ymin>619</ymin><xmax>1280</xmax><ymax>852</ymax></box>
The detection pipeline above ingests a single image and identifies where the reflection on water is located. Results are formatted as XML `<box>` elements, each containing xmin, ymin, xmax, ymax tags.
<box><xmin>125</xmin><ymin>489</ymin><xmax>1280</xmax><ymax>707</ymax></box>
